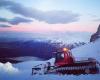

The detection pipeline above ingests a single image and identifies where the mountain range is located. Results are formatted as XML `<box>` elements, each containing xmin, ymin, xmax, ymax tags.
<box><xmin>0</xmin><ymin>25</ymin><xmax>99</xmax><ymax>63</ymax></box>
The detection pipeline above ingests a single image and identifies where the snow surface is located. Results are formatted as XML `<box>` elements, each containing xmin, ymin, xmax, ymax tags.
<box><xmin>72</xmin><ymin>39</ymin><xmax>100</xmax><ymax>61</ymax></box>
<box><xmin>0</xmin><ymin>62</ymin><xmax>19</xmax><ymax>74</ymax></box>
<box><xmin>0</xmin><ymin>60</ymin><xmax>100</xmax><ymax>80</ymax></box>
<box><xmin>0</xmin><ymin>39</ymin><xmax>100</xmax><ymax>80</ymax></box>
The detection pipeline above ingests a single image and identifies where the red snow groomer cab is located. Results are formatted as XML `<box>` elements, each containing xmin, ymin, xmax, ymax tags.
<box><xmin>55</xmin><ymin>48</ymin><xmax>75</xmax><ymax>66</ymax></box>
<box><xmin>53</xmin><ymin>48</ymin><xmax>100</xmax><ymax>75</ymax></box>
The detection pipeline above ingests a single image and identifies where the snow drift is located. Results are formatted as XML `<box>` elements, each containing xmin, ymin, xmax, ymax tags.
<box><xmin>72</xmin><ymin>39</ymin><xmax>100</xmax><ymax>61</ymax></box>
<box><xmin>0</xmin><ymin>60</ymin><xmax>100</xmax><ymax>80</ymax></box>
<box><xmin>0</xmin><ymin>62</ymin><xmax>19</xmax><ymax>74</ymax></box>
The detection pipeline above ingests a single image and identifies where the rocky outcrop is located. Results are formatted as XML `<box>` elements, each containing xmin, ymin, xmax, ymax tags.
<box><xmin>90</xmin><ymin>24</ymin><xmax>100</xmax><ymax>42</ymax></box>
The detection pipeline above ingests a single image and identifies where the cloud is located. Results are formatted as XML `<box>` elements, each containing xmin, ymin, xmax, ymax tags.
<box><xmin>0</xmin><ymin>0</ymin><xmax>80</xmax><ymax>24</ymax></box>
<box><xmin>93</xmin><ymin>18</ymin><xmax>100</xmax><ymax>22</ymax></box>
<box><xmin>8</xmin><ymin>17</ymin><xmax>33</xmax><ymax>25</ymax></box>
<box><xmin>0</xmin><ymin>62</ymin><xmax>19</xmax><ymax>74</ymax></box>
<box><xmin>0</xmin><ymin>24</ymin><xmax>11</xmax><ymax>27</ymax></box>
<box><xmin>42</xmin><ymin>11</ymin><xmax>79</xmax><ymax>24</ymax></box>
<box><xmin>0</xmin><ymin>17</ymin><xmax>8</xmax><ymax>22</ymax></box>
<box><xmin>0</xmin><ymin>17</ymin><xmax>32</xmax><ymax>25</ymax></box>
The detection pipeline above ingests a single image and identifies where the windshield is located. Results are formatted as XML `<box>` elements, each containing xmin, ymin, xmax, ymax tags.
<box><xmin>55</xmin><ymin>52</ymin><xmax>64</xmax><ymax>61</ymax></box>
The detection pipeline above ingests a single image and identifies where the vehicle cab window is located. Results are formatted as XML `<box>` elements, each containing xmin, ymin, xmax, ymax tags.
<box><xmin>55</xmin><ymin>52</ymin><xmax>64</xmax><ymax>62</ymax></box>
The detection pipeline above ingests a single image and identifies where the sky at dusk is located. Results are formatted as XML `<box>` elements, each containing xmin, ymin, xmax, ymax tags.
<box><xmin>0</xmin><ymin>0</ymin><xmax>100</xmax><ymax>33</ymax></box>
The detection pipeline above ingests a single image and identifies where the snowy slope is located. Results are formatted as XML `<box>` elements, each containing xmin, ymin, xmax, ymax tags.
<box><xmin>0</xmin><ymin>60</ymin><xmax>100</xmax><ymax>80</ymax></box>
<box><xmin>72</xmin><ymin>39</ymin><xmax>100</xmax><ymax>61</ymax></box>
<box><xmin>0</xmin><ymin>39</ymin><xmax>100</xmax><ymax>80</ymax></box>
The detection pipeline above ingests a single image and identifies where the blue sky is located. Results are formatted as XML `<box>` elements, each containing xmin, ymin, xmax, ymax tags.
<box><xmin>0</xmin><ymin>0</ymin><xmax>100</xmax><ymax>32</ymax></box>
<box><xmin>9</xmin><ymin>0</ymin><xmax>100</xmax><ymax>14</ymax></box>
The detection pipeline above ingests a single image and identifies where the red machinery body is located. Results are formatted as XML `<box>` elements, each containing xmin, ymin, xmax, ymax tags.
<box><xmin>53</xmin><ymin>48</ymin><xmax>100</xmax><ymax>74</ymax></box>
<box><xmin>55</xmin><ymin>49</ymin><xmax>74</xmax><ymax>66</ymax></box>
<box><xmin>32</xmin><ymin>48</ymin><xmax>100</xmax><ymax>75</ymax></box>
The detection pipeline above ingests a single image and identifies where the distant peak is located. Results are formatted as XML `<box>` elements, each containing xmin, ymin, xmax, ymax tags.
<box><xmin>90</xmin><ymin>24</ymin><xmax>100</xmax><ymax>42</ymax></box>
<box><xmin>97</xmin><ymin>24</ymin><xmax>100</xmax><ymax>34</ymax></box>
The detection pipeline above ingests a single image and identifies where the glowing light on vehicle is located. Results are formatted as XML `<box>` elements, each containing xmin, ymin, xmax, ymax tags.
<box><xmin>63</xmin><ymin>48</ymin><xmax>69</xmax><ymax>52</ymax></box>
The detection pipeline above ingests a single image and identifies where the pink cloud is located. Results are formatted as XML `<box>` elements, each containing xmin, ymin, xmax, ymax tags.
<box><xmin>0</xmin><ymin>21</ymin><xmax>97</xmax><ymax>33</ymax></box>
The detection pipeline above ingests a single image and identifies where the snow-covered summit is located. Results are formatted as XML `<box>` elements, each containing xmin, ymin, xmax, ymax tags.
<box><xmin>90</xmin><ymin>24</ymin><xmax>100</xmax><ymax>42</ymax></box>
